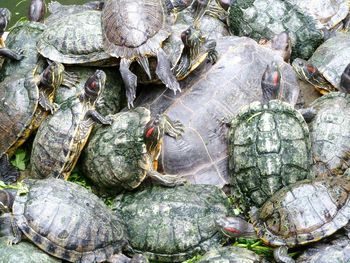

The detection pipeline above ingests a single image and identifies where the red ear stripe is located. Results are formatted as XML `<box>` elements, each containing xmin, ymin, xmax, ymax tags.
<box><xmin>224</xmin><ymin>227</ymin><xmax>240</xmax><ymax>234</ymax></box>
<box><xmin>273</xmin><ymin>72</ymin><xmax>280</xmax><ymax>86</ymax></box>
<box><xmin>307</xmin><ymin>65</ymin><xmax>316</xmax><ymax>74</ymax></box>
<box><xmin>145</xmin><ymin>127</ymin><xmax>155</xmax><ymax>138</ymax></box>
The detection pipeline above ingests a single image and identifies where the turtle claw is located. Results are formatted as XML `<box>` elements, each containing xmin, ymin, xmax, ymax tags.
<box><xmin>163</xmin><ymin>117</ymin><xmax>185</xmax><ymax>139</ymax></box>
<box><xmin>148</xmin><ymin>170</ymin><xmax>187</xmax><ymax>186</ymax></box>
<box><xmin>13</xmin><ymin>48</ymin><xmax>25</xmax><ymax>60</ymax></box>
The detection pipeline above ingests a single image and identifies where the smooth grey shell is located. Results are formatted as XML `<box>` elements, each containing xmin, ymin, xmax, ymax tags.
<box><xmin>308</xmin><ymin>92</ymin><xmax>350</xmax><ymax>177</ymax></box>
<box><xmin>229</xmin><ymin>100</ymin><xmax>313</xmax><ymax>211</ymax></box>
<box><xmin>136</xmin><ymin>36</ymin><xmax>299</xmax><ymax>187</ymax></box>
<box><xmin>196</xmin><ymin>246</ymin><xmax>260</xmax><ymax>263</ymax></box>
<box><xmin>13</xmin><ymin>179</ymin><xmax>128</xmax><ymax>263</ymax></box>
<box><xmin>116</xmin><ymin>184</ymin><xmax>230</xmax><ymax>262</ymax></box>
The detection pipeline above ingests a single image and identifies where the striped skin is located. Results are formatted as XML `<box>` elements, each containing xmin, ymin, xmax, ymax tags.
<box><xmin>13</xmin><ymin>179</ymin><xmax>128</xmax><ymax>263</ymax></box>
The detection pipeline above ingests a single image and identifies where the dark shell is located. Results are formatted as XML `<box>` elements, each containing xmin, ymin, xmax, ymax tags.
<box><xmin>308</xmin><ymin>92</ymin><xmax>350</xmax><ymax>177</ymax></box>
<box><xmin>253</xmin><ymin>177</ymin><xmax>350</xmax><ymax>247</ymax></box>
<box><xmin>136</xmin><ymin>36</ymin><xmax>299</xmax><ymax>187</ymax></box>
<box><xmin>229</xmin><ymin>100</ymin><xmax>313</xmax><ymax>211</ymax></box>
<box><xmin>116</xmin><ymin>184</ymin><xmax>230</xmax><ymax>262</ymax></box>
<box><xmin>196</xmin><ymin>246</ymin><xmax>260</xmax><ymax>263</ymax></box>
<box><xmin>13</xmin><ymin>179</ymin><xmax>128</xmax><ymax>263</ymax></box>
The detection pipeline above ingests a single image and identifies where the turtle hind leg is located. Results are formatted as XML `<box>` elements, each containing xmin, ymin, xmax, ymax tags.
<box><xmin>156</xmin><ymin>48</ymin><xmax>181</xmax><ymax>95</ymax></box>
<box><xmin>120</xmin><ymin>58</ymin><xmax>137</xmax><ymax>108</ymax></box>
<box><xmin>274</xmin><ymin>246</ymin><xmax>295</xmax><ymax>263</ymax></box>
<box><xmin>0</xmin><ymin>154</ymin><xmax>20</xmax><ymax>185</ymax></box>
<box><xmin>0</xmin><ymin>47</ymin><xmax>24</xmax><ymax>61</ymax></box>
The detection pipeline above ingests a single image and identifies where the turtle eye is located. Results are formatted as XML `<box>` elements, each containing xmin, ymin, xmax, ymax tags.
<box><xmin>90</xmin><ymin>81</ymin><xmax>98</xmax><ymax>90</ymax></box>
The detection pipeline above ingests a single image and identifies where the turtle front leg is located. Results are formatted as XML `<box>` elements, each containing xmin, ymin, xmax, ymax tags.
<box><xmin>62</xmin><ymin>71</ymin><xmax>80</xmax><ymax>89</ymax></box>
<box><xmin>204</xmin><ymin>39</ymin><xmax>218</xmax><ymax>64</ymax></box>
<box><xmin>162</xmin><ymin>115</ymin><xmax>185</xmax><ymax>139</ymax></box>
<box><xmin>147</xmin><ymin>170</ymin><xmax>187</xmax><ymax>186</ymax></box>
<box><xmin>274</xmin><ymin>246</ymin><xmax>294</xmax><ymax>263</ymax></box>
<box><xmin>0</xmin><ymin>47</ymin><xmax>24</xmax><ymax>61</ymax></box>
<box><xmin>38</xmin><ymin>91</ymin><xmax>56</xmax><ymax>114</ymax></box>
<box><xmin>0</xmin><ymin>213</ymin><xmax>22</xmax><ymax>245</ymax></box>
<box><xmin>120</xmin><ymin>58</ymin><xmax>137</xmax><ymax>108</ymax></box>
<box><xmin>86</xmin><ymin>110</ymin><xmax>112</xmax><ymax>125</ymax></box>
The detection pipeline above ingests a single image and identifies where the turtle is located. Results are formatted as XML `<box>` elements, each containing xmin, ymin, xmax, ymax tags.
<box><xmin>0</xmin><ymin>8</ymin><xmax>24</xmax><ymax>61</ymax></box>
<box><xmin>228</xmin><ymin>61</ymin><xmax>313</xmax><ymax>213</ymax></box>
<box><xmin>292</xmin><ymin>32</ymin><xmax>350</xmax><ymax>94</ymax></box>
<box><xmin>30</xmin><ymin>70</ymin><xmax>112</xmax><ymax>180</ymax></box>
<box><xmin>28</xmin><ymin>0</ymin><xmax>46</xmax><ymax>22</ymax></box>
<box><xmin>0</xmin><ymin>62</ymin><xmax>72</xmax><ymax>164</ymax></box>
<box><xmin>194</xmin><ymin>246</ymin><xmax>261</xmax><ymax>263</ymax></box>
<box><xmin>114</xmin><ymin>184</ymin><xmax>231</xmax><ymax>262</ymax></box>
<box><xmin>81</xmin><ymin>107</ymin><xmax>185</xmax><ymax>194</ymax></box>
<box><xmin>227</xmin><ymin>0</ymin><xmax>325</xmax><ymax>60</ymax></box>
<box><xmin>216</xmin><ymin>176</ymin><xmax>350</xmax><ymax>263</ymax></box>
<box><xmin>0</xmin><ymin>178</ymin><xmax>146</xmax><ymax>263</ymax></box>
<box><xmin>135</xmin><ymin>36</ymin><xmax>299</xmax><ymax>188</ymax></box>
<box><xmin>298</xmin><ymin>64</ymin><xmax>350</xmax><ymax>177</ymax></box>
<box><xmin>0</xmin><ymin>237</ymin><xmax>60</xmax><ymax>263</ymax></box>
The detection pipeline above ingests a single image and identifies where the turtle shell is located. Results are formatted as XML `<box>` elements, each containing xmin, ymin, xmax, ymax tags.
<box><xmin>116</xmin><ymin>184</ymin><xmax>230</xmax><ymax>262</ymax></box>
<box><xmin>0</xmin><ymin>237</ymin><xmax>60</xmax><ymax>263</ymax></box>
<box><xmin>308</xmin><ymin>33</ymin><xmax>350</xmax><ymax>89</ymax></box>
<box><xmin>0</xmin><ymin>71</ymin><xmax>40</xmax><ymax>158</ymax></box>
<box><xmin>252</xmin><ymin>177</ymin><xmax>350</xmax><ymax>247</ymax></box>
<box><xmin>135</xmin><ymin>36</ymin><xmax>299</xmax><ymax>188</ymax></box>
<box><xmin>82</xmin><ymin>107</ymin><xmax>151</xmax><ymax>194</ymax></box>
<box><xmin>228</xmin><ymin>0</ymin><xmax>324</xmax><ymax>60</ymax></box>
<box><xmin>13</xmin><ymin>179</ymin><xmax>128</xmax><ymax>262</ymax></box>
<box><xmin>308</xmin><ymin>92</ymin><xmax>350</xmax><ymax>177</ymax></box>
<box><xmin>37</xmin><ymin>10</ymin><xmax>117</xmax><ymax>66</ymax></box>
<box><xmin>196</xmin><ymin>246</ymin><xmax>260</xmax><ymax>263</ymax></box>
<box><xmin>229</xmin><ymin>100</ymin><xmax>313</xmax><ymax>211</ymax></box>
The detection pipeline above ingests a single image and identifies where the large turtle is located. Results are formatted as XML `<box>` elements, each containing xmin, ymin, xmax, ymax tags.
<box><xmin>82</xmin><ymin>107</ymin><xmax>185</xmax><ymax>194</ymax></box>
<box><xmin>115</xmin><ymin>184</ymin><xmax>231</xmax><ymax>262</ymax></box>
<box><xmin>227</xmin><ymin>0</ymin><xmax>324</xmax><ymax>60</ymax></box>
<box><xmin>228</xmin><ymin>61</ymin><xmax>313</xmax><ymax>213</ymax></box>
<box><xmin>0</xmin><ymin>178</ymin><xmax>145</xmax><ymax>262</ymax></box>
<box><xmin>30</xmin><ymin>70</ymin><xmax>111</xmax><ymax>180</ymax></box>
<box><xmin>135</xmin><ymin>36</ymin><xmax>299</xmax><ymax>187</ymax></box>
<box><xmin>292</xmin><ymin>32</ymin><xmax>350</xmax><ymax>94</ymax></box>
<box><xmin>216</xmin><ymin>176</ymin><xmax>350</xmax><ymax>263</ymax></box>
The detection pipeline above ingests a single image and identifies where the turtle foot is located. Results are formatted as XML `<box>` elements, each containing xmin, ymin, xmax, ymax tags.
<box><xmin>120</xmin><ymin>58</ymin><xmax>137</xmax><ymax>108</ymax></box>
<box><xmin>274</xmin><ymin>246</ymin><xmax>295</xmax><ymax>263</ymax></box>
<box><xmin>0</xmin><ymin>155</ymin><xmax>20</xmax><ymax>185</ymax></box>
<box><xmin>148</xmin><ymin>170</ymin><xmax>187</xmax><ymax>187</ymax></box>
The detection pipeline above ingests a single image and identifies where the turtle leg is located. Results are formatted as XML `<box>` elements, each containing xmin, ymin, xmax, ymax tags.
<box><xmin>62</xmin><ymin>71</ymin><xmax>80</xmax><ymax>89</ymax></box>
<box><xmin>156</xmin><ymin>48</ymin><xmax>181</xmax><ymax>95</ymax></box>
<box><xmin>205</xmin><ymin>39</ymin><xmax>218</xmax><ymax>64</ymax></box>
<box><xmin>38</xmin><ymin>91</ymin><xmax>56</xmax><ymax>114</ymax></box>
<box><xmin>0</xmin><ymin>47</ymin><xmax>24</xmax><ymax>61</ymax></box>
<box><xmin>120</xmin><ymin>58</ymin><xmax>137</xmax><ymax>108</ymax></box>
<box><xmin>85</xmin><ymin>110</ymin><xmax>112</xmax><ymax>125</ymax></box>
<box><xmin>162</xmin><ymin>115</ymin><xmax>185</xmax><ymax>139</ymax></box>
<box><xmin>147</xmin><ymin>170</ymin><xmax>187</xmax><ymax>186</ymax></box>
<box><xmin>191</xmin><ymin>0</ymin><xmax>210</xmax><ymax>23</ymax></box>
<box><xmin>0</xmin><ymin>154</ymin><xmax>20</xmax><ymax>185</ymax></box>
<box><xmin>274</xmin><ymin>246</ymin><xmax>295</xmax><ymax>263</ymax></box>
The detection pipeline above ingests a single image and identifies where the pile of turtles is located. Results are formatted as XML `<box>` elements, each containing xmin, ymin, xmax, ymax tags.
<box><xmin>0</xmin><ymin>0</ymin><xmax>350</xmax><ymax>262</ymax></box>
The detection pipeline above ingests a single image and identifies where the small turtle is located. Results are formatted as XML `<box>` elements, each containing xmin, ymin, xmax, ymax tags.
<box><xmin>195</xmin><ymin>246</ymin><xmax>261</xmax><ymax>263</ymax></box>
<box><xmin>135</xmin><ymin>36</ymin><xmax>299</xmax><ymax>187</ymax></box>
<box><xmin>0</xmin><ymin>178</ymin><xmax>145</xmax><ymax>263</ymax></box>
<box><xmin>216</xmin><ymin>176</ymin><xmax>350</xmax><ymax>263</ymax></box>
<box><xmin>228</xmin><ymin>61</ymin><xmax>313</xmax><ymax>213</ymax></box>
<box><xmin>0</xmin><ymin>62</ymin><xmax>72</xmax><ymax>163</ymax></box>
<box><xmin>82</xmin><ymin>107</ymin><xmax>185</xmax><ymax>194</ymax></box>
<box><xmin>30</xmin><ymin>70</ymin><xmax>111</xmax><ymax>180</ymax></box>
<box><xmin>0</xmin><ymin>8</ymin><xmax>24</xmax><ymax>61</ymax></box>
<box><xmin>292</xmin><ymin>33</ymin><xmax>350</xmax><ymax>94</ymax></box>
<box><xmin>28</xmin><ymin>0</ymin><xmax>45</xmax><ymax>22</ymax></box>
<box><xmin>115</xmin><ymin>184</ymin><xmax>231</xmax><ymax>262</ymax></box>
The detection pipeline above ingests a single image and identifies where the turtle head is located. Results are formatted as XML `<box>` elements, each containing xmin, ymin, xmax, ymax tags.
<box><xmin>83</xmin><ymin>70</ymin><xmax>107</xmax><ymax>104</ymax></box>
<box><xmin>0</xmin><ymin>189</ymin><xmax>15</xmax><ymax>213</ymax></box>
<box><xmin>261</xmin><ymin>61</ymin><xmax>282</xmax><ymax>103</ymax></box>
<box><xmin>292</xmin><ymin>58</ymin><xmax>318</xmax><ymax>82</ymax></box>
<box><xmin>181</xmin><ymin>26</ymin><xmax>203</xmax><ymax>57</ymax></box>
<box><xmin>40</xmin><ymin>62</ymin><xmax>65</xmax><ymax>89</ymax></box>
<box><xmin>144</xmin><ymin>115</ymin><xmax>166</xmax><ymax>157</ymax></box>
<box><xmin>271</xmin><ymin>32</ymin><xmax>291</xmax><ymax>63</ymax></box>
<box><xmin>216</xmin><ymin>217</ymin><xmax>257</xmax><ymax>238</ymax></box>
<box><xmin>340</xmin><ymin>63</ymin><xmax>350</xmax><ymax>93</ymax></box>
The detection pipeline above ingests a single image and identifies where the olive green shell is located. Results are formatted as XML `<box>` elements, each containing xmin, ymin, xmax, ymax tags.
<box><xmin>30</xmin><ymin>93</ymin><xmax>97</xmax><ymax>179</ymax></box>
<box><xmin>136</xmin><ymin>36</ymin><xmax>300</xmax><ymax>188</ymax></box>
<box><xmin>102</xmin><ymin>0</ymin><xmax>169</xmax><ymax>59</ymax></box>
<box><xmin>13</xmin><ymin>179</ymin><xmax>128</xmax><ymax>263</ymax></box>
<box><xmin>0</xmin><ymin>237</ymin><xmax>60</xmax><ymax>263</ymax></box>
<box><xmin>116</xmin><ymin>184</ymin><xmax>230</xmax><ymax>262</ymax></box>
<box><xmin>37</xmin><ymin>10</ymin><xmax>117</xmax><ymax>66</ymax></box>
<box><xmin>229</xmin><ymin>100</ymin><xmax>312</xmax><ymax>211</ymax></box>
<box><xmin>82</xmin><ymin>107</ymin><xmax>151</xmax><ymax>194</ymax></box>
<box><xmin>196</xmin><ymin>246</ymin><xmax>260</xmax><ymax>263</ymax></box>
<box><xmin>0</xmin><ymin>71</ymin><xmax>40</xmax><ymax>158</ymax></box>
<box><xmin>0</xmin><ymin>21</ymin><xmax>46</xmax><ymax>81</ymax></box>
<box><xmin>308</xmin><ymin>92</ymin><xmax>350</xmax><ymax>177</ymax></box>
<box><xmin>228</xmin><ymin>0</ymin><xmax>324</xmax><ymax>59</ymax></box>
<box><xmin>252</xmin><ymin>177</ymin><xmax>350</xmax><ymax>247</ymax></box>
<box><xmin>308</xmin><ymin>33</ymin><xmax>350</xmax><ymax>89</ymax></box>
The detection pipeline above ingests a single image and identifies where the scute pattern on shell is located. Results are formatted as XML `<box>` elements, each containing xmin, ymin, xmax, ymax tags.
<box><xmin>117</xmin><ymin>184</ymin><xmax>230</xmax><ymax>262</ymax></box>
<box><xmin>309</xmin><ymin>92</ymin><xmax>350</xmax><ymax>177</ymax></box>
<box><xmin>229</xmin><ymin>100</ymin><xmax>312</xmax><ymax>211</ymax></box>
<box><xmin>196</xmin><ymin>246</ymin><xmax>260</xmax><ymax>263</ymax></box>
<box><xmin>253</xmin><ymin>177</ymin><xmax>350</xmax><ymax>247</ymax></box>
<box><xmin>13</xmin><ymin>179</ymin><xmax>128</xmax><ymax>263</ymax></box>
